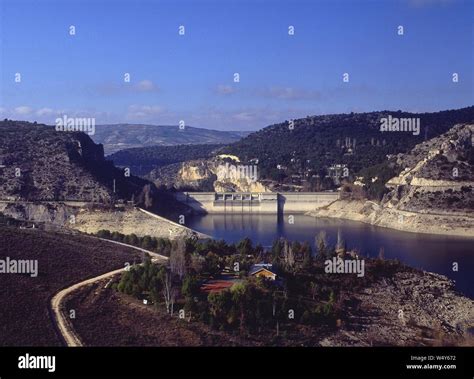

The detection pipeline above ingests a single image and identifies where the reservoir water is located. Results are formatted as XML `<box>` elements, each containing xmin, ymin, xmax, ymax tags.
<box><xmin>187</xmin><ymin>213</ymin><xmax>474</xmax><ymax>298</ymax></box>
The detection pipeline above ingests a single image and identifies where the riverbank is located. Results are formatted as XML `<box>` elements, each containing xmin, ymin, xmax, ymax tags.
<box><xmin>72</xmin><ymin>207</ymin><xmax>211</xmax><ymax>240</ymax></box>
<box><xmin>308</xmin><ymin>200</ymin><xmax>474</xmax><ymax>238</ymax></box>
<box><xmin>0</xmin><ymin>201</ymin><xmax>210</xmax><ymax>240</ymax></box>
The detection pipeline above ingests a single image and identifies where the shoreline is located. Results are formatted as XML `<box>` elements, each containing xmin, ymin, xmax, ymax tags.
<box><xmin>307</xmin><ymin>199</ymin><xmax>474</xmax><ymax>238</ymax></box>
<box><xmin>0</xmin><ymin>201</ymin><xmax>211</xmax><ymax>240</ymax></box>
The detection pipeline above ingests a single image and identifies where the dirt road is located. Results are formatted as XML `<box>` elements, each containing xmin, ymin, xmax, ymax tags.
<box><xmin>50</xmin><ymin>237</ymin><xmax>168</xmax><ymax>347</ymax></box>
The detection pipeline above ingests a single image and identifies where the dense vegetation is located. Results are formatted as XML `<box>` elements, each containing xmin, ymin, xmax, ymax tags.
<box><xmin>114</xmin><ymin>234</ymin><xmax>404</xmax><ymax>337</ymax></box>
<box><xmin>222</xmin><ymin>107</ymin><xmax>474</xmax><ymax>183</ymax></box>
<box><xmin>109</xmin><ymin>144</ymin><xmax>224</xmax><ymax>176</ymax></box>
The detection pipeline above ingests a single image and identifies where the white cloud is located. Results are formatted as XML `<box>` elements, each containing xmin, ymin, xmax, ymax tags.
<box><xmin>215</xmin><ymin>84</ymin><xmax>237</xmax><ymax>95</ymax></box>
<box><xmin>257</xmin><ymin>87</ymin><xmax>322</xmax><ymax>101</ymax></box>
<box><xmin>232</xmin><ymin>111</ymin><xmax>259</xmax><ymax>122</ymax></box>
<box><xmin>135</xmin><ymin>80</ymin><xmax>158</xmax><ymax>92</ymax></box>
<box><xmin>127</xmin><ymin>105</ymin><xmax>165</xmax><ymax>119</ymax></box>
<box><xmin>36</xmin><ymin>107</ymin><xmax>57</xmax><ymax>117</ymax></box>
<box><xmin>1</xmin><ymin>106</ymin><xmax>119</xmax><ymax>125</ymax></box>
<box><xmin>14</xmin><ymin>106</ymin><xmax>33</xmax><ymax>115</ymax></box>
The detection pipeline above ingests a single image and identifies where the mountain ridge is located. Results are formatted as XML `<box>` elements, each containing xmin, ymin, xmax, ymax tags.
<box><xmin>92</xmin><ymin>124</ymin><xmax>250</xmax><ymax>155</ymax></box>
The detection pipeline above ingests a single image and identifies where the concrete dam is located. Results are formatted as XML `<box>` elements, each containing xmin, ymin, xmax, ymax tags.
<box><xmin>175</xmin><ymin>192</ymin><xmax>340</xmax><ymax>214</ymax></box>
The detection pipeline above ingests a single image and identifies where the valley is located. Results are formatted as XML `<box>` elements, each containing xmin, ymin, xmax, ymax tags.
<box><xmin>0</xmin><ymin>111</ymin><xmax>472</xmax><ymax>348</ymax></box>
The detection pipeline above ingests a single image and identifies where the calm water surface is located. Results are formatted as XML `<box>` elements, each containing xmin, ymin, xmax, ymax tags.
<box><xmin>187</xmin><ymin>213</ymin><xmax>474</xmax><ymax>298</ymax></box>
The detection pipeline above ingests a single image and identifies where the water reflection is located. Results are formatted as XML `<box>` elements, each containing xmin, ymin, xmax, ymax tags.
<box><xmin>188</xmin><ymin>213</ymin><xmax>474</xmax><ymax>298</ymax></box>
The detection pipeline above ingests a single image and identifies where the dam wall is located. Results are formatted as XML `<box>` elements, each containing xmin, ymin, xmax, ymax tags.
<box><xmin>175</xmin><ymin>192</ymin><xmax>339</xmax><ymax>214</ymax></box>
<box><xmin>278</xmin><ymin>192</ymin><xmax>340</xmax><ymax>213</ymax></box>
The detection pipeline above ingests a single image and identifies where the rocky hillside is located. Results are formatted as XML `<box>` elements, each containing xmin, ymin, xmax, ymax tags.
<box><xmin>148</xmin><ymin>156</ymin><xmax>268</xmax><ymax>193</ymax></box>
<box><xmin>222</xmin><ymin>106</ymin><xmax>474</xmax><ymax>181</ymax></box>
<box><xmin>384</xmin><ymin>124</ymin><xmax>474</xmax><ymax>214</ymax></box>
<box><xmin>311</xmin><ymin>124</ymin><xmax>474</xmax><ymax>236</ymax></box>
<box><xmin>92</xmin><ymin>124</ymin><xmax>249</xmax><ymax>155</ymax></box>
<box><xmin>0</xmin><ymin>121</ymin><xmax>147</xmax><ymax>202</ymax></box>
<box><xmin>321</xmin><ymin>270</ymin><xmax>474</xmax><ymax>346</ymax></box>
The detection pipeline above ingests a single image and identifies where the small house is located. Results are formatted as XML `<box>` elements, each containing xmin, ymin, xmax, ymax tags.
<box><xmin>249</xmin><ymin>263</ymin><xmax>277</xmax><ymax>281</ymax></box>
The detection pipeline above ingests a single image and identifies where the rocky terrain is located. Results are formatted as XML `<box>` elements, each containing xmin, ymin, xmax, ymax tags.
<box><xmin>311</xmin><ymin>124</ymin><xmax>474</xmax><ymax>236</ymax></box>
<box><xmin>0</xmin><ymin>202</ymin><xmax>207</xmax><ymax>240</ymax></box>
<box><xmin>71</xmin><ymin>207</ymin><xmax>209</xmax><ymax>239</ymax></box>
<box><xmin>104</xmin><ymin>107</ymin><xmax>474</xmax><ymax>195</ymax></box>
<box><xmin>384</xmin><ymin>124</ymin><xmax>474</xmax><ymax>214</ymax></box>
<box><xmin>321</xmin><ymin>270</ymin><xmax>474</xmax><ymax>346</ymax></box>
<box><xmin>148</xmin><ymin>155</ymin><xmax>269</xmax><ymax>193</ymax></box>
<box><xmin>0</xmin><ymin>121</ymin><xmax>207</xmax><ymax>239</ymax></box>
<box><xmin>0</xmin><ymin>121</ymin><xmax>147</xmax><ymax>202</ymax></box>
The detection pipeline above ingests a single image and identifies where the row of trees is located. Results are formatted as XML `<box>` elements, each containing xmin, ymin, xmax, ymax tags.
<box><xmin>95</xmin><ymin>229</ymin><xmax>173</xmax><ymax>256</ymax></box>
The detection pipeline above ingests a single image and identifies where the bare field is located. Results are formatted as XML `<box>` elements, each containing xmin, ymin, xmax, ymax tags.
<box><xmin>0</xmin><ymin>226</ymin><xmax>142</xmax><ymax>346</ymax></box>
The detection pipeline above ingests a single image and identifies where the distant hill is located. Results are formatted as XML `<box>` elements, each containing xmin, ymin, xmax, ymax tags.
<box><xmin>109</xmin><ymin>144</ymin><xmax>224</xmax><ymax>176</ymax></box>
<box><xmin>92</xmin><ymin>124</ymin><xmax>250</xmax><ymax>155</ymax></box>
<box><xmin>0</xmin><ymin>121</ymin><xmax>147</xmax><ymax>202</ymax></box>
<box><xmin>222</xmin><ymin>106</ymin><xmax>474</xmax><ymax>182</ymax></box>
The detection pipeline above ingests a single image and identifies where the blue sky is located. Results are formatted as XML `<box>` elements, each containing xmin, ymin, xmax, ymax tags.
<box><xmin>0</xmin><ymin>0</ymin><xmax>473</xmax><ymax>130</ymax></box>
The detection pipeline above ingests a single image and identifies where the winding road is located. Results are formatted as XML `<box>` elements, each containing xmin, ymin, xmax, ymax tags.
<box><xmin>50</xmin><ymin>237</ymin><xmax>168</xmax><ymax>347</ymax></box>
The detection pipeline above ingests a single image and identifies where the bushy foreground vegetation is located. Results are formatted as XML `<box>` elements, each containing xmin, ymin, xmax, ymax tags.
<box><xmin>109</xmin><ymin>232</ymin><xmax>403</xmax><ymax>337</ymax></box>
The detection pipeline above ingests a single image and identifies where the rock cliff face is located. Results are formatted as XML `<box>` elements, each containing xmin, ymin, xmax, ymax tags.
<box><xmin>0</xmin><ymin>202</ymin><xmax>76</xmax><ymax>225</ymax></box>
<box><xmin>311</xmin><ymin>124</ymin><xmax>474</xmax><ymax>236</ymax></box>
<box><xmin>384</xmin><ymin>124</ymin><xmax>474</xmax><ymax>214</ymax></box>
<box><xmin>148</xmin><ymin>156</ymin><xmax>270</xmax><ymax>192</ymax></box>
<box><xmin>0</xmin><ymin>121</ymin><xmax>147</xmax><ymax>202</ymax></box>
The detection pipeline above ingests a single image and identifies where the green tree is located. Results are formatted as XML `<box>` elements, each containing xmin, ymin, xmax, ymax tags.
<box><xmin>111</xmin><ymin>231</ymin><xmax>124</xmax><ymax>242</ymax></box>
<box><xmin>204</xmin><ymin>252</ymin><xmax>220</xmax><ymax>276</ymax></box>
<box><xmin>141</xmin><ymin>235</ymin><xmax>153</xmax><ymax>250</ymax></box>
<box><xmin>97</xmin><ymin>229</ymin><xmax>111</xmax><ymax>239</ymax></box>
<box><xmin>316</xmin><ymin>231</ymin><xmax>327</xmax><ymax>260</ymax></box>
<box><xmin>301</xmin><ymin>241</ymin><xmax>313</xmax><ymax>269</ymax></box>
<box><xmin>182</xmin><ymin>275</ymin><xmax>200</xmax><ymax>298</ymax></box>
<box><xmin>236</xmin><ymin>237</ymin><xmax>253</xmax><ymax>256</ymax></box>
<box><xmin>271</xmin><ymin>239</ymin><xmax>283</xmax><ymax>263</ymax></box>
<box><xmin>208</xmin><ymin>290</ymin><xmax>232</xmax><ymax>328</ymax></box>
